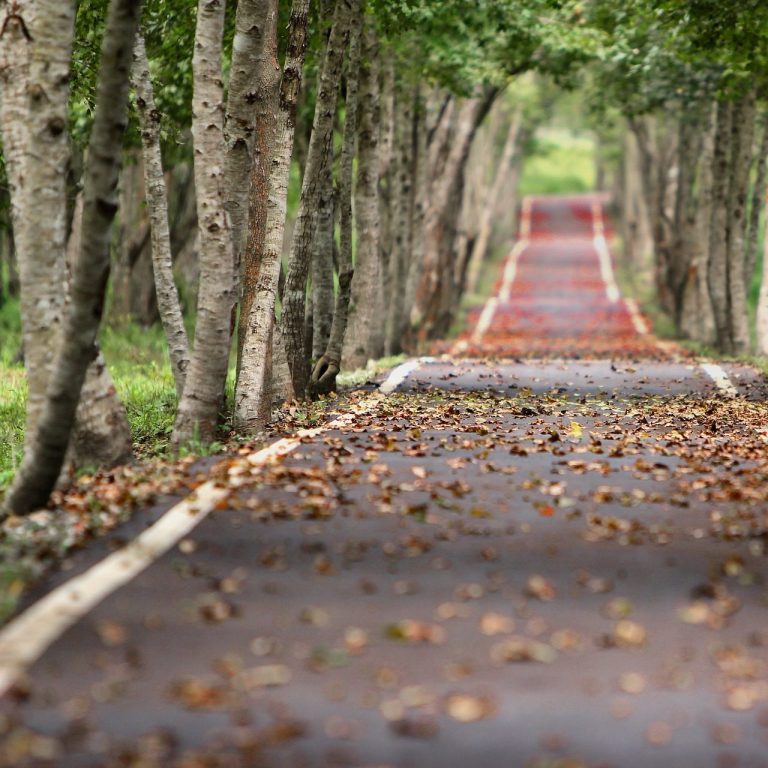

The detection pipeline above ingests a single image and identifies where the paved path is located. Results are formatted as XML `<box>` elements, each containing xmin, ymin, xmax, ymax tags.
<box><xmin>2</xmin><ymin>195</ymin><xmax>768</xmax><ymax>768</ymax></box>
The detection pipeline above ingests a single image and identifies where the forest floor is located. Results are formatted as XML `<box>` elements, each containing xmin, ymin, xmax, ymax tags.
<box><xmin>2</xmin><ymin>195</ymin><xmax>768</xmax><ymax>768</ymax></box>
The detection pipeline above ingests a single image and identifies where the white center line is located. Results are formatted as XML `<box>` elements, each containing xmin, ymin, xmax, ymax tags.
<box><xmin>700</xmin><ymin>363</ymin><xmax>739</xmax><ymax>397</ymax></box>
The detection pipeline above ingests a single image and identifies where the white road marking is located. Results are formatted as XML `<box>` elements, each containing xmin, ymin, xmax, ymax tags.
<box><xmin>379</xmin><ymin>357</ymin><xmax>432</xmax><ymax>394</ymax></box>
<box><xmin>624</xmin><ymin>298</ymin><xmax>650</xmax><ymax>335</ymax></box>
<box><xmin>591</xmin><ymin>201</ymin><xmax>620</xmax><ymax>304</ymax></box>
<box><xmin>700</xmin><ymin>363</ymin><xmax>739</xmax><ymax>397</ymax></box>
<box><xmin>0</xmin><ymin>385</ymin><xmax>406</xmax><ymax>697</ymax></box>
<box><xmin>465</xmin><ymin>196</ymin><xmax>534</xmax><ymax>348</ymax></box>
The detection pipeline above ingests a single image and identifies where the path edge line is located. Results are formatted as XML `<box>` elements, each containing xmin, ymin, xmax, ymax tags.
<box><xmin>0</xmin><ymin>365</ymin><xmax>427</xmax><ymax>697</ymax></box>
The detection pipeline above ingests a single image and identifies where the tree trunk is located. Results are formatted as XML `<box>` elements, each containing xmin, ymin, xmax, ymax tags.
<box><xmin>310</xmin><ymin>166</ymin><xmax>336</xmax><ymax>359</ymax></box>
<box><xmin>385</xmin><ymin>83</ymin><xmax>415</xmax><ymax>356</ymax></box>
<box><xmin>0</xmin><ymin>5</ymin><xmax>28</xmax><ymax>346</ymax></box>
<box><xmin>669</xmin><ymin>105</ymin><xmax>706</xmax><ymax>327</ymax></box>
<box><xmin>66</xmin><ymin>193</ymin><xmax>132</xmax><ymax>472</ymax></box>
<box><xmin>235</xmin><ymin>0</ymin><xmax>280</xmax><ymax>376</ymax></box>
<box><xmin>465</xmin><ymin>106</ymin><xmax>523</xmax><ymax>296</ymax></box>
<box><xmin>310</xmin><ymin>0</ymin><xmax>362</xmax><ymax>394</ymax></box>
<box><xmin>679</xmin><ymin>103</ymin><xmax>716</xmax><ymax>344</ymax></box>
<box><xmin>0</xmin><ymin>0</ymin><xmax>69</xmax><ymax>452</ymax></box>
<box><xmin>745</xmin><ymin>110</ymin><xmax>768</xmax><ymax>295</ymax></box>
<box><xmin>371</xmin><ymin>47</ymin><xmax>398</xmax><ymax>330</ymax></box>
<box><xmin>413</xmin><ymin>89</ymin><xmax>497</xmax><ymax>340</ymax></box>
<box><xmin>725</xmin><ymin>90</ymin><xmax>756</xmax><ymax>355</ymax></box>
<box><xmin>628</xmin><ymin>114</ymin><xmax>678</xmax><ymax>317</ymax></box>
<box><xmin>4</xmin><ymin>0</ymin><xmax>142</xmax><ymax>517</ymax></box>
<box><xmin>280</xmin><ymin>0</ymin><xmax>350</xmax><ymax>400</ymax></box>
<box><xmin>224</xmin><ymin>0</ymin><xmax>276</xmax><ymax>278</ymax></box>
<box><xmin>620</xmin><ymin>124</ymin><xmax>654</xmax><ymax>291</ymax></box>
<box><xmin>341</xmin><ymin>24</ymin><xmax>381</xmax><ymax>370</ymax></box>
<box><xmin>708</xmin><ymin>99</ymin><xmax>733</xmax><ymax>353</ymax></box>
<box><xmin>111</xmin><ymin>152</ymin><xmax>152</xmax><ymax>324</ymax></box>
<box><xmin>234</xmin><ymin>0</ymin><xmax>310</xmax><ymax>432</ymax></box>
<box><xmin>173</xmin><ymin>0</ymin><xmax>236</xmax><ymax>446</ymax></box>
<box><xmin>756</xmin><ymin>186</ymin><xmax>768</xmax><ymax>355</ymax></box>
<box><xmin>401</xmin><ymin>91</ymin><xmax>429</xmax><ymax>338</ymax></box>
<box><xmin>133</xmin><ymin>35</ymin><xmax>189</xmax><ymax>397</ymax></box>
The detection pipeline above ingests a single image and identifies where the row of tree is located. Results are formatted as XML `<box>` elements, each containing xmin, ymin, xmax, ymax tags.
<box><xmin>4</xmin><ymin>0</ymin><xmax>768</xmax><ymax>518</ymax></box>
<box><xmin>594</xmin><ymin>0</ymin><xmax>768</xmax><ymax>355</ymax></box>
<box><xmin>0</xmin><ymin>0</ymin><xmax>578</xmax><ymax>516</ymax></box>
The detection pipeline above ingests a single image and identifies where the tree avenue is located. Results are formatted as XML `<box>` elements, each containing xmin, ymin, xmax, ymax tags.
<box><xmin>1</xmin><ymin>0</ymin><xmax>768</xmax><ymax>517</ymax></box>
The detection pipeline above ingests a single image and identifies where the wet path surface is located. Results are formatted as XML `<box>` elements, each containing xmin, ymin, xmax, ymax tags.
<box><xmin>2</xmin><ymin>195</ymin><xmax>768</xmax><ymax>768</ymax></box>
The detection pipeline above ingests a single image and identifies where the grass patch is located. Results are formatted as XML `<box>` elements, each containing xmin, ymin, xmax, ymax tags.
<box><xmin>0</xmin><ymin>316</ymin><xmax>182</xmax><ymax>490</ymax></box>
<box><xmin>520</xmin><ymin>129</ymin><xmax>596</xmax><ymax>197</ymax></box>
<box><xmin>0</xmin><ymin>368</ymin><xmax>25</xmax><ymax>489</ymax></box>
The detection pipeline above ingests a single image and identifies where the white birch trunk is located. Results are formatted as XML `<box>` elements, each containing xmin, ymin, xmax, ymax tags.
<box><xmin>341</xmin><ymin>25</ymin><xmax>382</xmax><ymax>370</ymax></box>
<box><xmin>224</xmin><ymin>0</ymin><xmax>274</xmax><ymax>271</ymax></box>
<box><xmin>2</xmin><ymin>0</ymin><xmax>70</xmax><ymax>448</ymax></box>
<box><xmin>280</xmin><ymin>0</ymin><xmax>351</xmax><ymax>399</ymax></box>
<box><xmin>756</xmin><ymin>188</ymin><xmax>768</xmax><ymax>355</ymax></box>
<box><xmin>234</xmin><ymin>0</ymin><xmax>310</xmax><ymax>432</ymax></box>
<box><xmin>132</xmin><ymin>35</ymin><xmax>189</xmax><ymax>397</ymax></box>
<box><xmin>173</xmin><ymin>0</ymin><xmax>237</xmax><ymax>446</ymax></box>
<box><xmin>67</xmin><ymin>194</ymin><xmax>132</xmax><ymax>471</ymax></box>
<box><xmin>234</xmin><ymin>0</ymin><xmax>280</xmax><ymax>374</ymax></box>
<box><xmin>4</xmin><ymin>0</ymin><xmax>142</xmax><ymax>516</ymax></box>
<box><xmin>310</xmin><ymin>0</ymin><xmax>362</xmax><ymax>393</ymax></box>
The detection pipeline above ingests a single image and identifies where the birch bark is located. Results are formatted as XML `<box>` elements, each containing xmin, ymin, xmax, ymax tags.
<box><xmin>310</xmin><ymin>0</ymin><xmax>362</xmax><ymax>393</ymax></box>
<box><xmin>679</xmin><ymin>104</ymin><xmax>716</xmax><ymax>344</ymax></box>
<box><xmin>756</xmin><ymin>189</ymin><xmax>768</xmax><ymax>355</ymax></box>
<box><xmin>234</xmin><ymin>0</ymin><xmax>310</xmax><ymax>432</ymax></box>
<box><xmin>4</xmin><ymin>0</ymin><xmax>142</xmax><ymax>516</ymax></box>
<box><xmin>745</xmin><ymin>111</ymin><xmax>768</xmax><ymax>294</ymax></box>
<box><xmin>670</xmin><ymin>106</ymin><xmax>706</xmax><ymax>327</ymax></box>
<box><xmin>385</xmin><ymin>86</ymin><xmax>414</xmax><ymax>356</ymax></box>
<box><xmin>132</xmin><ymin>35</ymin><xmax>189</xmax><ymax>397</ymax></box>
<box><xmin>234</xmin><ymin>0</ymin><xmax>280</xmax><ymax>374</ymax></box>
<box><xmin>341</xmin><ymin>25</ymin><xmax>381</xmax><ymax>370</ymax></box>
<box><xmin>402</xmin><ymin>92</ymin><xmax>429</xmax><ymax>337</ymax></box>
<box><xmin>173</xmin><ymin>0</ymin><xmax>236</xmax><ymax>446</ymax></box>
<box><xmin>2</xmin><ymin>0</ymin><xmax>70</xmax><ymax>448</ymax></box>
<box><xmin>224</xmin><ymin>0</ymin><xmax>275</xmax><ymax>273</ymax></box>
<box><xmin>707</xmin><ymin>100</ymin><xmax>733</xmax><ymax>352</ymax></box>
<box><xmin>67</xmin><ymin>193</ymin><xmax>132</xmax><ymax>471</ymax></box>
<box><xmin>280</xmin><ymin>0</ymin><xmax>351</xmax><ymax>399</ymax></box>
<box><xmin>310</xmin><ymin>168</ymin><xmax>336</xmax><ymax>359</ymax></box>
<box><xmin>725</xmin><ymin>91</ymin><xmax>756</xmax><ymax>355</ymax></box>
<box><xmin>413</xmin><ymin>90</ymin><xmax>496</xmax><ymax>340</ymax></box>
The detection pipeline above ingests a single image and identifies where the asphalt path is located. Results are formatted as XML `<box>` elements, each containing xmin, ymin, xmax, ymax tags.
<box><xmin>1</xmin><ymin>195</ymin><xmax>767</xmax><ymax>768</ymax></box>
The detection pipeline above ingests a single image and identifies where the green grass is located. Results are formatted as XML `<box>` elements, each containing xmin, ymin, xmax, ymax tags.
<box><xmin>0</xmin><ymin>305</ymin><xmax>182</xmax><ymax>489</ymax></box>
<box><xmin>520</xmin><ymin>129</ymin><xmax>596</xmax><ymax>196</ymax></box>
